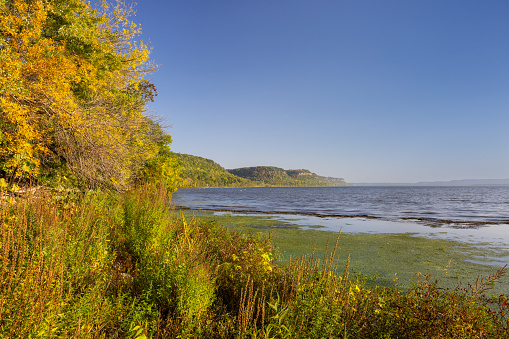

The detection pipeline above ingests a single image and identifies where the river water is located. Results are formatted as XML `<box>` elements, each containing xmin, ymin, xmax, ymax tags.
<box><xmin>172</xmin><ymin>186</ymin><xmax>509</xmax><ymax>224</ymax></box>
<box><xmin>172</xmin><ymin>186</ymin><xmax>509</xmax><ymax>255</ymax></box>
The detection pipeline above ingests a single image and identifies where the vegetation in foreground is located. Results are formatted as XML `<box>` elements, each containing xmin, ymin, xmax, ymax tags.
<box><xmin>0</xmin><ymin>0</ymin><xmax>180</xmax><ymax>193</ymax></box>
<box><xmin>1</xmin><ymin>1</ymin><xmax>509</xmax><ymax>337</ymax></box>
<box><xmin>178</xmin><ymin>210</ymin><xmax>509</xmax><ymax>296</ymax></box>
<box><xmin>1</xmin><ymin>184</ymin><xmax>509</xmax><ymax>338</ymax></box>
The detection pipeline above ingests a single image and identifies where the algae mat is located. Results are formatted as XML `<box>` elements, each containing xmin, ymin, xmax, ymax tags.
<box><xmin>173</xmin><ymin>209</ymin><xmax>509</xmax><ymax>296</ymax></box>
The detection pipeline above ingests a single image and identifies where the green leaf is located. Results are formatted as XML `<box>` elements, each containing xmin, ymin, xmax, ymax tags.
<box><xmin>21</xmin><ymin>163</ymin><xmax>30</xmax><ymax>173</ymax></box>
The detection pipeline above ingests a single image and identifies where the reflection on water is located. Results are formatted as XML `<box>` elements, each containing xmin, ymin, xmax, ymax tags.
<box><xmin>214</xmin><ymin>211</ymin><xmax>509</xmax><ymax>267</ymax></box>
<box><xmin>215</xmin><ymin>212</ymin><xmax>509</xmax><ymax>245</ymax></box>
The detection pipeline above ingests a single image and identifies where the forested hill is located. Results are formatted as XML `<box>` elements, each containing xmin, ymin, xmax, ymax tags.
<box><xmin>177</xmin><ymin>154</ymin><xmax>349</xmax><ymax>187</ymax></box>
<box><xmin>176</xmin><ymin>154</ymin><xmax>252</xmax><ymax>187</ymax></box>
<box><xmin>228</xmin><ymin>166</ymin><xmax>348</xmax><ymax>187</ymax></box>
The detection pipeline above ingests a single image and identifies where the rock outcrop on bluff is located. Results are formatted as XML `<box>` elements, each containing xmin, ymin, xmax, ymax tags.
<box><xmin>176</xmin><ymin>154</ymin><xmax>348</xmax><ymax>187</ymax></box>
<box><xmin>227</xmin><ymin>166</ymin><xmax>348</xmax><ymax>187</ymax></box>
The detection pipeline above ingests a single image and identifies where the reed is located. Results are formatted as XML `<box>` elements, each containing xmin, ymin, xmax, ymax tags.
<box><xmin>1</xmin><ymin>185</ymin><xmax>508</xmax><ymax>338</ymax></box>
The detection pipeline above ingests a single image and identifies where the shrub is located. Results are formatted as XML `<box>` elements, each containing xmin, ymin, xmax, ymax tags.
<box><xmin>1</xmin><ymin>185</ymin><xmax>508</xmax><ymax>338</ymax></box>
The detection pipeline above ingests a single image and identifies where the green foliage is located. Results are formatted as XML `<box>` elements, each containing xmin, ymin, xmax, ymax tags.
<box><xmin>1</xmin><ymin>185</ymin><xmax>508</xmax><ymax>337</ymax></box>
<box><xmin>229</xmin><ymin>166</ymin><xmax>349</xmax><ymax>187</ymax></box>
<box><xmin>0</xmin><ymin>0</ymin><xmax>169</xmax><ymax>190</ymax></box>
<box><xmin>176</xmin><ymin>154</ymin><xmax>349</xmax><ymax>188</ymax></box>
<box><xmin>136</xmin><ymin>123</ymin><xmax>182</xmax><ymax>193</ymax></box>
<box><xmin>176</xmin><ymin>153</ymin><xmax>252</xmax><ymax>187</ymax></box>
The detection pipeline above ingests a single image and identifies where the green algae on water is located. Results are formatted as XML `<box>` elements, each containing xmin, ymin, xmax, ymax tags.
<box><xmin>176</xmin><ymin>209</ymin><xmax>509</xmax><ymax>296</ymax></box>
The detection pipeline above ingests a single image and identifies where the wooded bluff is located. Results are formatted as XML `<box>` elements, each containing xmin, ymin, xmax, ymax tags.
<box><xmin>176</xmin><ymin>153</ymin><xmax>348</xmax><ymax>187</ymax></box>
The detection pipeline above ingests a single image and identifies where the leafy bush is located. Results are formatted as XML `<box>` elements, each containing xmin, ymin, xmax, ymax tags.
<box><xmin>1</xmin><ymin>185</ymin><xmax>508</xmax><ymax>338</ymax></box>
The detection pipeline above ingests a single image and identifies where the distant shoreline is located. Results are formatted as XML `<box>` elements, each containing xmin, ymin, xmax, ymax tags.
<box><xmin>352</xmin><ymin>179</ymin><xmax>509</xmax><ymax>186</ymax></box>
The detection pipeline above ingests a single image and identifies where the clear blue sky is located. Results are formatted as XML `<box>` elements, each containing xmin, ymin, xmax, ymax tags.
<box><xmin>134</xmin><ymin>0</ymin><xmax>509</xmax><ymax>183</ymax></box>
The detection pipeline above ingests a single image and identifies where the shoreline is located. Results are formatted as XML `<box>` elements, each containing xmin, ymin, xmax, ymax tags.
<box><xmin>172</xmin><ymin>206</ymin><xmax>509</xmax><ymax>228</ymax></box>
<box><xmin>173</xmin><ymin>208</ymin><xmax>509</xmax><ymax>295</ymax></box>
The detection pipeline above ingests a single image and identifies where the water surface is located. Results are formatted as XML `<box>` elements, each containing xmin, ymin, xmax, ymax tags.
<box><xmin>173</xmin><ymin>186</ymin><xmax>509</xmax><ymax>224</ymax></box>
<box><xmin>172</xmin><ymin>186</ymin><xmax>509</xmax><ymax>267</ymax></box>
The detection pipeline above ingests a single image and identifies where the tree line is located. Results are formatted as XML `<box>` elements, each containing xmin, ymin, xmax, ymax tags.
<box><xmin>228</xmin><ymin>166</ymin><xmax>348</xmax><ymax>187</ymax></box>
<box><xmin>0</xmin><ymin>0</ymin><xmax>179</xmax><ymax>192</ymax></box>
<box><xmin>177</xmin><ymin>154</ymin><xmax>349</xmax><ymax>187</ymax></box>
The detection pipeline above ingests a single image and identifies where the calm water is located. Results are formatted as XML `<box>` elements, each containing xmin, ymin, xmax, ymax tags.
<box><xmin>172</xmin><ymin>186</ymin><xmax>509</xmax><ymax>225</ymax></box>
<box><xmin>173</xmin><ymin>186</ymin><xmax>509</xmax><ymax>266</ymax></box>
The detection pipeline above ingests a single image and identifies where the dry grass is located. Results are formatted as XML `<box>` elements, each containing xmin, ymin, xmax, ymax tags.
<box><xmin>1</xmin><ymin>185</ymin><xmax>508</xmax><ymax>338</ymax></box>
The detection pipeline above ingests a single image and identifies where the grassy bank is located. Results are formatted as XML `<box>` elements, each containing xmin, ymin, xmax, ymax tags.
<box><xmin>1</xmin><ymin>186</ymin><xmax>508</xmax><ymax>337</ymax></box>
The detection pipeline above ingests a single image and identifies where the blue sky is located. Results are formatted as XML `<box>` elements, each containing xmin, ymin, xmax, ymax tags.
<box><xmin>134</xmin><ymin>1</ymin><xmax>509</xmax><ymax>183</ymax></box>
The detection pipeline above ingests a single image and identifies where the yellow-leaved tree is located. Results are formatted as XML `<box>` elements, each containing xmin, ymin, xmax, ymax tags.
<box><xmin>0</xmin><ymin>0</ymin><xmax>177</xmax><ymax>190</ymax></box>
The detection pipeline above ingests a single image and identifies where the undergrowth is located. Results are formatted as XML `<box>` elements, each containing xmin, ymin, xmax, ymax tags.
<box><xmin>0</xmin><ymin>184</ymin><xmax>508</xmax><ymax>338</ymax></box>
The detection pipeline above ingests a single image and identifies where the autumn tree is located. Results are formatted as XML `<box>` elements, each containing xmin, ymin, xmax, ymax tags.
<box><xmin>136</xmin><ymin>121</ymin><xmax>182</xmax><ymax>192</ymax></box>
<box><xmin>0</xmin><ymin>0</ymin><xmax>171</xmax><ymax>190</ymax></box>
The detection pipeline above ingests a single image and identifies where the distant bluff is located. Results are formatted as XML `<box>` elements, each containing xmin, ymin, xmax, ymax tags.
<box><xmin>175</xmin><ymin>153</ymin><xmax>251</xmax><ymax>187</ymax></box>
<box><xmin>176</xmin><ymin>154</ymin><xmax>348</xmax><ymax>187</ymax></box>
<box><xmin>228</xmin><ymin>166</ymin><xmax>348</xmax><ymax>187</ymax></box>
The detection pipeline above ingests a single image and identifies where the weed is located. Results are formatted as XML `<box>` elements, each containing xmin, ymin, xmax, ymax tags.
<box><xmin>1</xmin><ymin>185</ymin><xmax>508</xmax><ymax>337</ymax></box>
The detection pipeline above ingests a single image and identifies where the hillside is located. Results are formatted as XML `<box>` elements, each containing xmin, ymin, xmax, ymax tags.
<box><xmin>176</xmin><ymin>153</ymin><xmax>252</xmax><ymax>187</ymax></box>
<box><xmin>176</xmin><ymin>154</ymin><xmax>348</xmax><ymax>187</ymax></box>
<box><xmin>228</xmin><ymin>166</ymin><xmax>348</xmax><ymax>186</ymax></box>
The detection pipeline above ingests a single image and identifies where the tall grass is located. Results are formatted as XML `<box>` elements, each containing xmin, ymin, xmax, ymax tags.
<box><xmin>0</xmin><ymin>185</ymin><xmax>508</xmax><ymax>338</ymax></box>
